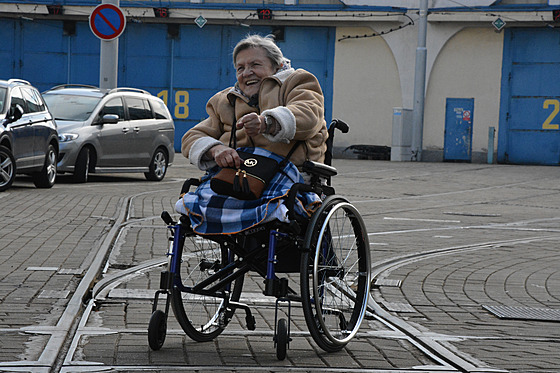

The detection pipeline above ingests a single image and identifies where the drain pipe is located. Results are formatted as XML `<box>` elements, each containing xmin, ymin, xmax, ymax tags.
<box><xmin>411</xmin><ymin>0</ymin><xmax>428</xmax><ymax>161</ymax></box>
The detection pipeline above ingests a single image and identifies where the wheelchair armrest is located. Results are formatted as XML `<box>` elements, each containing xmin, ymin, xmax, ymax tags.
<box><xmin>285</xmin><ymin>183</ymin><xmax>316</xmax><ymax>231</ymax></box>
<box><xmin>302</xmin><ymin>160</ymin><xmax>337</xmax><ymax>179</ymax></box>
<box><xmin>180</xmin><ymin>178</ymin><xmax>201</xmax><ymax>197</ymax></box>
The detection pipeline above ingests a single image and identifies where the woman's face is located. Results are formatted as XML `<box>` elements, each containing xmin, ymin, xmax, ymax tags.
<box><xmin>235</xmin><ymin>47</ymin><xmax>277</xmax><ymax>97</ymax></box>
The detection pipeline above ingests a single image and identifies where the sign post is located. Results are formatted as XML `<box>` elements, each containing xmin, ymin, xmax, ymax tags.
<box><xmin>90</xmin><ymin>1</ymin><xmax>126</xmax><ymax>89</ymax></box>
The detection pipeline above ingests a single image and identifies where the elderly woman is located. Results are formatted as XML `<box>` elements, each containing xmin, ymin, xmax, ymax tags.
<box><xmin>177</xmin><ymin>34</ymin><xmax>327</xmax><ymax>235</ymax></box>
<box><xmin>182</xmin><ymin>34</ymin><xmax>328</xmax><ymax>171</ymax></box>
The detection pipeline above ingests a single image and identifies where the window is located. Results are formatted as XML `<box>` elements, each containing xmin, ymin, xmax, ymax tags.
<box><xmin>150</xmin><ymin>99</ymin><xmax>169</xmax><ymax>120</ymax></box>
<box><xmin>126</xmin><ymin>97</ymin><xmax>152</xmax><ymax>120</ymax></box>
<box><xmin>99</xmin><ymin>98</ymin><xmax>125</xmax><ymax>120</ymax></box>
<box><xmin>44</xmin><ymin>94</ymin><xmax>102</xmax><ymax>121</ymax></box>
<box><xmin>10</xmin><ymin>87</ymin><xmax>27</xmax><ymax>113</ymax></box>
<box><xmin>0</xmin><ymin>87</ymin><xmax>6</xmax><ymax>113</ymax></box>
<box><xmin>21</xmin><ymin>87</ymin><xmax>45</xmax><ymax>113</ymax></box>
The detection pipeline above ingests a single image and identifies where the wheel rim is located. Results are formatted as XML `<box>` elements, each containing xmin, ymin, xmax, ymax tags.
<box><xmin>312</xmin><ymin>202</ymin><xmax>370</xmax><ymax>345</ymax></box>
<box><xmin>153</xmin><ymin>151</ymin><xmax>166</xmax><ymax>179</ymax></box>
<box><xmin>0</xmin><ymin>151</ymin><xmax>14</xmax><ymax>187</ymax></box>
<box><xmin>46</xmin><ymin>149</ymin><xmax>57</xmax><ymax>185</ymax></box>
<box><xmin>171</xmin><ymin>233</ymin><xmax>243</xmax><ymax>342</ymax></box>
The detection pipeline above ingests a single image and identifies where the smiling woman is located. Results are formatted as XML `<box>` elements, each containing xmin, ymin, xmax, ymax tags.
<box><xmin>181</xmin><ymin>34</ymin><xmax>328</xmax><ymax>170</ymax></box>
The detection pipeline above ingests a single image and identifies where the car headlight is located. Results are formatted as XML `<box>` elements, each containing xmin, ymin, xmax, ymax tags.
<box><xmin>58</xmin><ymin>133</ymin><xmax>79</xmax><ymax>142</ymax></box>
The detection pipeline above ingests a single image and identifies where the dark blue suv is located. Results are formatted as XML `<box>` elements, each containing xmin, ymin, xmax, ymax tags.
<box><xmin>0</xmin><ymin>79</ymin><xmax>58</xmax><ymax>191</ymax></box>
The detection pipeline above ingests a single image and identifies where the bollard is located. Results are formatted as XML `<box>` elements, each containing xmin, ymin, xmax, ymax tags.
<box><xmin>488</xmin><ymin>127</ymin><xmax>495</xmax><ymax>164</ymax></box>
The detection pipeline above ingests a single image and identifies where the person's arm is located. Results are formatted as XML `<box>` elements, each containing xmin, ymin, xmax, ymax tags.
<box><xmin>260</xmin><ymin>70</ymin><xmax>325</xmax><ymax>144</ymax></box>
<box><xmin>182</xmin><ymin>91</ymin><xmax>243</xmax><ymax>170</ymax></box>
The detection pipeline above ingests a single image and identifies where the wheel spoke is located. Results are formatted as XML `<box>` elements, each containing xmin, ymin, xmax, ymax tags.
<box><xmin>171</xmin><ymin>230</ymin><xmax>243</xmax><ymax>342</ymax></box>
<box><xmin>0</xmin><ymin>158</ymin><xmax>13</xmax><ymax>182</ymax></box>
<box><xmin>302</xmin><ymin>198</ymin><xmax>370</xmax><ymax>351</ymax></box>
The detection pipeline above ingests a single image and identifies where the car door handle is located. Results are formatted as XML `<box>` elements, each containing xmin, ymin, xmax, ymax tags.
<box><xmin>122</xmin><ymin>128</ymin><xmax>130</xmax><ymax>133</ymax></box>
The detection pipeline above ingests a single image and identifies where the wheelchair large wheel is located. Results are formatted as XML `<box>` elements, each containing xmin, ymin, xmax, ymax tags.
<box><xmin>171</xmin><ymin>232</ymin><xmax>244</xmax><ymax>342</ymax></box>
<box><xmin>300</xmin><ymin>196</ymin><xmax>371</xmax><ymax>352</ymax></box>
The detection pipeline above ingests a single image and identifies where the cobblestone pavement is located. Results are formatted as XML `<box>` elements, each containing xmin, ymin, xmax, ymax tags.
<box><xmin>0</xmin><ymin>155</ymin><xmax>559</xmax><ymax>372</ymax></box>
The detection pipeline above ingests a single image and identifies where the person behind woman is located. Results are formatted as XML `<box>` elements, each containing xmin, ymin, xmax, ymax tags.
<box><xmin>181</xmin><ymin>34</ymin><xmax>328</xmax><ymax>171</ymax></box>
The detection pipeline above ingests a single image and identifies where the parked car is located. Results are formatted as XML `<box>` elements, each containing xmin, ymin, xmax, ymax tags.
<box><xmin>42</xmin><ymin>85</ymin><xmax>175</xmax><ymax>183</ymax></box>
<box><xmin>0</xmin><ymin>79</ymin><xmax>58</xmax><ymax>192</ymax></box>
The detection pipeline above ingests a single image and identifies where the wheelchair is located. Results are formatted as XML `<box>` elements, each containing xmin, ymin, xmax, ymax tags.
<box><xmin>148</xmin><ymin>119</ymin><xmax>371</xmax><ymax>360</ymax></box>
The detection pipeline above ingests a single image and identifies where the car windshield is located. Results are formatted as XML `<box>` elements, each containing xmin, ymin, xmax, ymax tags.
<box><xmin>43</xmin><ymin>94</ymin><xmax>101</xmax><ymax>121</ymax></box>
<box><xmin>0</xmin><ymin>87</ymin><xmax>6</xmax><ymax>114</ymax></box>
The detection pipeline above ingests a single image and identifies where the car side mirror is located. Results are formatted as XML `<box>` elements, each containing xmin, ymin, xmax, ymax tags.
<box><xmin>7</xmin><ymin>104</ymin><xmax>24</xmax><ymax>123</ymax></box>
<box><xmin>95</xmin><ymin>114</ymin><xmax>119</xmax><ymax>125</ymax></box>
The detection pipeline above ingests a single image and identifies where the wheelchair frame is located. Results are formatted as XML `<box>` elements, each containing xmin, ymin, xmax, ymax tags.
<box><xmin>148</xmin><ymin>120</ymin><xmax>371</xmax><ymax>360</ymax></box>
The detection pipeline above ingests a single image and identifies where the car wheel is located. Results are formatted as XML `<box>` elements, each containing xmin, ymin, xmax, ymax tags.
<box><xmin>33</xmin><ymin>144</ymin><xmax>57</xmax><ymax>188</ymax></box>
<box><xmin>145</xmin><ymin>148</ymin><xmax>168</xmax><ymax>181</ymax></box>
<box><xmin>0</xmin><ymin>145</ymin><xmax>16</xmax><ymax>192</ymax></box>
<box><xmin>74</xmin><ymin>147</ymin><xmax>90</xmax><ymax>183</ymax></box>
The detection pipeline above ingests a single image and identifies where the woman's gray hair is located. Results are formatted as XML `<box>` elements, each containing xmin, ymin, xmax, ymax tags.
<box><xmin>233</xmin><ymin>34</ymin><xmax>284</xmax><ymax>69</ymax></box>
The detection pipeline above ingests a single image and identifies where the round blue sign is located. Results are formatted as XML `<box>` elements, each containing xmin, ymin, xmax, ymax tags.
<box><xmin>89</xmin><ymin>4</ymin><xmax>126</xmax><ymax>41</ymax></box>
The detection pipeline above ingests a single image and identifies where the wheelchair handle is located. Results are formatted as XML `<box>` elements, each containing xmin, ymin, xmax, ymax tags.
<box><xmin>330</xmin><ymin>118</ymin><xmax>349</xmax><ymax>134</ymax></box>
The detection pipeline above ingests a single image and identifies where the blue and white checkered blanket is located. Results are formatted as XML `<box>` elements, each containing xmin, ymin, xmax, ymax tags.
<box><xmin>175</xmin><ymin>147</ymin><xmax>321</xmax><ymax>235</ymax></box>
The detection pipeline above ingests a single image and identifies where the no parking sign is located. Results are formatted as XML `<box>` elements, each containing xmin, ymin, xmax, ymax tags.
<box><xmin>89</xmin><ymin>3</ymin><xmax>126</xmax><ymax>41</ymax></box>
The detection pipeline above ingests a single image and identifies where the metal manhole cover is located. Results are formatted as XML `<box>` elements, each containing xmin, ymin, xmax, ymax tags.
<box><xmin>483</xmin><ymin>305</ymin><xmax>560</xmax><ymax>322</ymax></box>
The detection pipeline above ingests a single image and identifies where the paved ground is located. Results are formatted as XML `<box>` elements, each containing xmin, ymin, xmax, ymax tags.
<box><xmin>0</xmin><ymin>155</ymin><xmax>559</xmax><ymax>372</ymax></box>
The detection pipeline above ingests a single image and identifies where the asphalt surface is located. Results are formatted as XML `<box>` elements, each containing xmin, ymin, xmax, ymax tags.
<box><xmin>0</xmin><ymin>155</ymin><xmax>559</xmax><ymax>372</ymax></box>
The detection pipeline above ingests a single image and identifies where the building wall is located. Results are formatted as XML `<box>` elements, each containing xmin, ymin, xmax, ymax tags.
<box><xmin>332</xmin><ymin>27</ymin><xmax>402</xmax><ymax>152</ymax></box>
<box><xmin>332</xmin><ymin>24</ymin><xmax>504</xmax><ymax>162</ymax></box>
<box><xmin>423</xmin><ymin>27</ymin><xmax>504</xmax><ymax>162</ymax></box>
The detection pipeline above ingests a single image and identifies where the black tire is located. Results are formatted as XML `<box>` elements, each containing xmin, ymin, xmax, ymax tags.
<box><xmin>148</xmin><ymin>310</ymin><xmax>167</xmax><ymax>351</ymax></box>
<box><xmin>0</xmin><ymin>145</ymin><xmax>16</xmax><ymax>192</ymax></box>
<box><xmin>275</xmin><ymin>318</ymin><xmax>289</xmax><ymax>361</ymax></box>
<box><xmin>170</xmin><ymin>230</ymin><xmax>244</xmax><ymax>342</ymax></box>
<box><xmin>32</xmin><ymin>144</ymin><xmax>57</xmax><ymax>188</ymax></box>
<box><xmin>74</xmin><ymin>147</ymin><xmax>90</xmax><ymax>183</ymax></box>
<box><xmin>300</xmin><ymin>196</ymin><xmax>371</xmax><ymax>352</ymax></box>
<box><xmin>145</xmin><ymin>148</ymin><xmax>168</xmax><ymax>181</ymax></box>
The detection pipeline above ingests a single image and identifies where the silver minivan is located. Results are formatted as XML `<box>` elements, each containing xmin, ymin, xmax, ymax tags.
<box><xmin>43</xmin><ymin>85</ymin><xmax>175</xmax><ymax>183</ymax></box>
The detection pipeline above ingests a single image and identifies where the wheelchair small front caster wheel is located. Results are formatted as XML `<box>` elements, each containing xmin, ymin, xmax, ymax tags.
<box><xmin>148</xmin><ymin>310</ymin><xmax>167</xmax><ymax>350</ymax></box>
<box><xmin>275</xmin><ymin>318</ymin><xmax>289</xmax><ymax>360</ymax></box>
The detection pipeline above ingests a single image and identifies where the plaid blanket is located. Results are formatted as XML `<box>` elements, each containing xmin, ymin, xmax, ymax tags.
<box><xmin>175</xmin><ymin>147</ymin><xmax>321</xmax><ymax>235</ymax></box>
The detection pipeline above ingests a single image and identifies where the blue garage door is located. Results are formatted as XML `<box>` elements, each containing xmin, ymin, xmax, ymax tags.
<box><xmin>498</xmin><ymin>28</ymin><xmax>560</xmax><ymax>165</ymax></box>
<box><xmin>0</xmin><ymin>19</ymin><xmax>99</xmax><ymax>91</ymax></box>
<box><xmin>0</xmin><ymin>20</ymin><xmax>335</xmax><ymax>152</ymax></box>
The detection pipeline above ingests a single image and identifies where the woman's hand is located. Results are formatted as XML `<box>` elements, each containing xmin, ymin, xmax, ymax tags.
<box><xmin>237</xmin><ymin>113</ymin><xmax>265</xmax><ymax>137</ymax></box>
<box><xmin>208</xmin><ymin>144</ymin><xmax>242</xmax><ymax>168</ymax></box>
